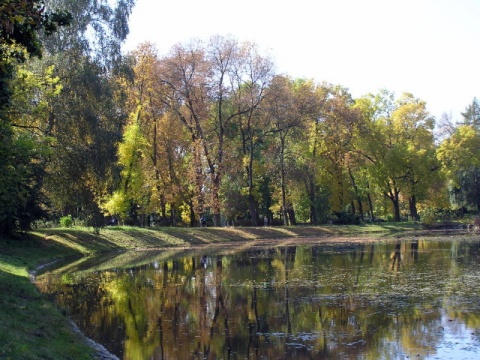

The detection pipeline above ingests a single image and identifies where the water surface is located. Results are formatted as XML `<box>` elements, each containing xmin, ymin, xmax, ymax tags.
<box><xmin>36</xmin><ymin>234</ymin><xmax>480</xmax><ymax>359</ymax></box>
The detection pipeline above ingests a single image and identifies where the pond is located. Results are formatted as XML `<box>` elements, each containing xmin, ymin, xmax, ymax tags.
<box><xmin>36</xmin><ymin>233</ymin><xmax>480</xmax><ymax>359</ymax></box>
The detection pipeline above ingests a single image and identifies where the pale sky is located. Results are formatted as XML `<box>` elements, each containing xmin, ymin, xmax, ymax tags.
<box><xmin>123</xmin><ymin>0</ymin><xmax>480</xmax><ymax>122</ymax></box>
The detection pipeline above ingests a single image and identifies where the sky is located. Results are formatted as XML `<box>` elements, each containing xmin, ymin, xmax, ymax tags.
<box><xmin>123</xmin><ymin>0</ymin><xmax>480</xmax><ymax>122</ymax></box>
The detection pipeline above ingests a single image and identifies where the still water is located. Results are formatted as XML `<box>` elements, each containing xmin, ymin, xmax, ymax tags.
<box><xmin>36</xmin><ymin>234</ymin><xmax>480</xmax><ymax>359</ymax></box>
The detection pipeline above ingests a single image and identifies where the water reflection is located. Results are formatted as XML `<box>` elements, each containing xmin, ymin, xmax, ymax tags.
<box><xmin>36</xmin><ymin>237</ymin><xmax>480</xmax><ymax>359</ymax></box>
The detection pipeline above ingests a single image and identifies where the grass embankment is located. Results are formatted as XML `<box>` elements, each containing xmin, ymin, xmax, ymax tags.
<box><xmin>0</xmin><ymin>223</ymin><xmax>420</xmax><ymax>359</ymax></box>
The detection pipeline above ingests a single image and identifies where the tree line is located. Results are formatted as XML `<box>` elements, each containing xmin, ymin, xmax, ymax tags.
<box><xmin>1</xmin><ymin>0</ymin><xmax>479</xmax><ymax>234</ymax></box>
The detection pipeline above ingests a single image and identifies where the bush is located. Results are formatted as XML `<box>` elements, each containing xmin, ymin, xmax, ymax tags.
<box><xmin>59</xmin><ymin>215</ymin><xmax>73</xmax><ymax>228</ymax></box>
<box><xmin>420</xmin><ymin>208</ymin><xmax>439</xmax><ymax>228</ymax></box>
<box><xmin>32</xmin><ymin>219</ymin><xmax>55</xmax><ymax>229</ymax></box>
<box><xmin>331</xmin><ymin>212</ymin><xmax>361</xmax><ymax>225</ymax></box>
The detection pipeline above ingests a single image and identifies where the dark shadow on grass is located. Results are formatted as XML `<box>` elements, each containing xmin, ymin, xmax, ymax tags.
<box><xmin>40</xmin><ymin>229</ymin><xmax>124</xmax><ymax>252</ymax></box>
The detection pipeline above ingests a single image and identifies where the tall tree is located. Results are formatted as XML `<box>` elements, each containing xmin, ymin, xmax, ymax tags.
<box><xmin>110</xmin><ymin>43</ymin><xmax>192</xmax><ymax>225</ymax></box>
<box><xmin>443</xmin><ymin>97</ymin><xmax>480</xmax><ymax>212</ymax></box>
<box><xmin>317</xmin><ymin>86</ymin><xmax>361</xmax><ymax>215</ymax></box>
<box><xmin>461</xmin><ymin>97</ymin><xmax>480</xmax><ymax>128</ymax></box>
<box><xmin>42</xmin><ymin>0</ymin><xmax>134</xmax><ymax>68</ymax></box>
<box><xmin>159</xmin><ymin>41</ymin><xmax>210</xmax><ymax>224</ymax></box>
<box><xmin>234</xmin><ymin>73</ymin><xmax>287</xmax><ymax>226</ymax></box>
<box><xmin>437</xmin><ymin>123</ymin><xmax>480</xmax><ymax>211</ymax></box>
<box><xmin>160</xmin><ymin>37</ymin><xmax>273</xmax><ymax>226</ymax></box>
<box><xmin>0</xmin><ymin>0</ymin><xmax>70</xmax><ymax>234</ymax></box>
<box><xmin>292</xmin><ymin>81</ymin><xmax>331</xmax><ymax>224</ymax></box>
<box><xmin>356</xmin><ymin>91</ymin><xmax>438</xmax><ymax>221</ymax></box>
<box><xmin>263</xmin><ymin>76</ymin><xmax>312</xmax><ymax>225</ymax></box>
<box><xmin>34</xmin><ymin>0</ymin><xmax>135</xmax><ymax>226</ymax></box>
<box><xmin>391</xmin><ymin>93</ymin><xmax>438</xmax><ymax>220</ymax></box>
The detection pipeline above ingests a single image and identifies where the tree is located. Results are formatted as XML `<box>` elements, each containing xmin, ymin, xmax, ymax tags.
<box><xmin>460</xmin><ymin>97</ymin><xmax>480</xmax><ymax>128</ymax></box>
<box><xmin>290</xmin><ymin>83</ymin><xmax>363</xmax><ymax>223</ymax></box>
<box><xmin>5</xmin><ymin>64</ymin><xmax>63</xmax><ymax>229</ymax></box>
<box><xmin>437</xmin><ymin>124</ymin><xmax>480</xmax><ymax>211</ymax></box>
<box><xmin>391</xmin><ymin>93</ymin><xmax>439</xmax><ymax>220</ymax></box>
<box><xmin>439</xmin><ymin>98</ymin><xmax>480</xmax><ymax>212</ymax></box>
<box><xmin>0</xmin><ymin>0</ymin><xmax>70</xmax><ymax>119</ymax></box>
<box><xmin>109</xmin><ymin>43</ymin><xmax>192</xmax><ymax>226</ymax></box>
<box><xmin>291</xmin><ymin>80</ymin><xmax>331</xmax><ymax>224</ymax></box>
<box><xmin>33</xmin><ymin>0</ymin><xmax>135</xmax><ymax>227</ymax></box>
<box><xmin>356</xmin><ymin>91</ymin><xmax>439</xmax><ymax>221</ymax></box>
<box><xmin>42</xmin><ymin>0</ymin><xmax>134</xmax><ymax>69</ymax></box>
<box><xmin>104</xmin><ymin>114</ymin><xmax>149</xmax><ymax>224</ymax></box>
<box><xmin>159</xmin><ymin>41</ymin><xmax>210</xmax><ymax>225</ymax></box>
<box><xmin>159</xmin><ymin>37</ymin><xmax>274</xmax><ymax>226</ymax></box>
<box><xmin>263</xmin><ymin>77</ymin><xmax>313</xmax><ymax>225</ymax></box>
<box><xmin>233</xmin><ymin>73</ymin><xmax>285</xmax><ymax>226</ymax></box>
<box><xmin>316</xmin><ymin>86</ymin><xmax>361</xmax><ymax>216</ymax></box>
<box><xmin>0</xmin><ymin>0</ymin><xmax>70</xmax><ymax>234</ymax></box>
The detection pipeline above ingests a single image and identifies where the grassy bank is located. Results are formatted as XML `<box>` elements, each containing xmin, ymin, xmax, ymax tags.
<box><xmin>0</xmin><ymin>223</ymin><xmax>421</xmax><ymax>359</ymax></box>
<box><xmin>0</xmin><ymin>235</ymin><xmax>95</xmax><ymax>360</ymax></box>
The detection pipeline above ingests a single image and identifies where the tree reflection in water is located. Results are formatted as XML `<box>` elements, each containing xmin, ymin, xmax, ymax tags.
<box><xmin>36</xmin><ymin>236</ymin><xmax>480</xmax><ymax>359</ymax></box>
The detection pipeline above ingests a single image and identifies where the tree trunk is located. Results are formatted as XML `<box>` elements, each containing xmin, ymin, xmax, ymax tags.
<box><xmin>169</xmin><ymin>202</ymin><xmax>176</xmax><ymax>226</ymax></box>
<box><xmin>248</xmin><ymin>193</ymin><xmax>259</xmax><ymax>226</ymax></box>
<box><xmin>280</xmin><ymin>136</ymin><xmax>289</xmax><ymax>225</ymax></box>
<box><xmin>246</xmin><ymin>145</ymin><xmax>259</xmax><ymax>226</ymax></box>
<box><xmin>348</xmin><ymin>167</ymin><xmax>363</xmax><ymax>220</ymax></box>
<box><xmin>385</xmin><ymin>188</ymin><xmax>401</xmax><ymax>222</ymax></box>
<box><xmin>392</xmin><ymin>192</ymin><xmax>401</xmax><ymax>221</ymax></box>
<box><xmin>192</xmin><ymin>143</ymin><xmax>205</xmax><ymax>220</ymax></box>
<box><xmin>287</xmin><ymin>206</ymin><xmax>297</xmax><ymax>226</ymax></box>
<box><xmin>160</xmin><ymin>194</ymin><xmax>167</xmax><ymax>222</ymax></box>
<box><xmin>358</xmin><ymin>199</ymin><xmax>364</xmax><ymax>221</ymax></box>
<box><xmin>210</xmin><ymin>172</ymin><xmax>222</xmax><ymax>227</ymax></box>
<box><xmin>188</xmin><ymin>201</ymin><xmax>196</xmax><ymax>227</ymax></box>
<box><xmin>366</xmin><ymin>181</ymin><xmax>375</xmax><ymax>221</ymax></box>
<box><xmin>409</xmin><ymin>195</ymin><xmax>419</xmax><ymax>221</ymax></box>
<box><xmin>474</xmin><ymin>169</ymin><xmax>480</xmax><ymax>212</ymax></box>
<box><xmin>307</xmin><ymin>177</ymin><xmax>318</xmax><ymax>225</ymax></box>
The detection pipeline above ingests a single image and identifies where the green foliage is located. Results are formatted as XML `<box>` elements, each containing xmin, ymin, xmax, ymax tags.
<box><xmin>0</xmin><ymin>127</ymin><xmax>51</xmax><ymax>234</ymax></box>
<box><xmin>437</xmin><ymin>125</ymin><xmax>480</xmax><ymax>183</ymax></box>
<box><xmin>0</xmin><ymin>1</ymin><xmax>71</xmax><ymax>235</ymax></box>
<box><xmin>330</xmin><ymin>211</ymin><xmax>361</xmax><ymax>225</ymax></box>
<box><xmin>20</xmin><ymin>0</ymin><xmax>137</xmax><ymax>233</ymax></box>
<box><xmin>461</xmin><ymin>97</ymin><xmax>480</xmax><ymax>128</ymax></box>
<box><xmin>0</xmin><ymin>0</ymin><xmax>71</xmax><ymax>61</ymax></box>
<box><xmin>354</xmin><ymin>90</ymin><xmax>440</xmax><ymax>221</ymax></box>
<box><xmin>437</xmin><ymin>121</ymin><xmax>480</xmax><ymax>211</ymax></box>
<box><xmin>42</xmin><ymin>0</ymin><xmax>134</xmax><ymax>69</ymax></box>
<box><xmin>420</xmin><ymin>208</ymin><xmax>437</xmax><ymax>227</ymax></box>
<box><xmin>59</xmin><ymin>214</ymin><xmax>73</xmax><ymax>228</ymax></box>
<box><xmin>419</xmin><ymin>208</ymin><xmax>462</xmax><ymax>228</ymax></box>
<box><xmin>103</xmin><ymin>190</ymin><xmax>130</xmax><ymax>219</ymax></box>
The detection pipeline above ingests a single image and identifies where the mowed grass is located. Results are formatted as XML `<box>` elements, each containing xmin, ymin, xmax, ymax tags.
<box><xmin>0</xmin><ymin>222</ymin><xmax>422</xmax><ymax>359</ymax></box>
<box><xmin>0</xmin><ymin>235</ymin><xmax>93</xmax><ymax>360</ymax></box>
<box><xmin>31</xmin><ymin>222</ymin><xmax>422</xmax><ymax>251</ymax></box>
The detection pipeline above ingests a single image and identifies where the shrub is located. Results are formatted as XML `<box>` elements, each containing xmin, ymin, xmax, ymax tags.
<box><xmin>32</xmin><ymin>219</ymin><xmax>55</xmax><ymax>229</ymax></box>
<box><xmin>331</xmin><ymin>212</ymin><xmax>361</xmax><ymax>225</ymax></box>
<box><xmin>420</xmin><ymin>209</ymin><xmax>437</xmax><ymax>228</ymax></box>
<box><xmin>59</xmin><ymin>215</ymin><xmax>73</xmax><ymax>228</ymax></box>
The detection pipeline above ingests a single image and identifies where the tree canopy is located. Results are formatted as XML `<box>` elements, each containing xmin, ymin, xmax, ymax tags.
<box><xmin>1</xmin><ymin>4</ymin><xmax>479</xmax><ymax>233</ymax></box>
